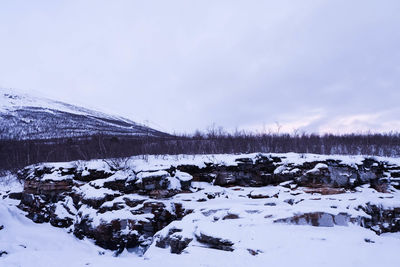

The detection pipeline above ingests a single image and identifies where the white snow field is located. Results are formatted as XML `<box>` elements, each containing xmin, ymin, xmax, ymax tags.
<box><xmin>1</xmin><ymin>153</ymin><xmax>400</xmax><ymax>267</ymax></box>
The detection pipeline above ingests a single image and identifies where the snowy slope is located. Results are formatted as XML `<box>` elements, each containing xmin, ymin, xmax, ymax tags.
<box><xmin>0</xmin><ymin>88</ymin><xmax>169</xmax><ymax>140</ymax></box>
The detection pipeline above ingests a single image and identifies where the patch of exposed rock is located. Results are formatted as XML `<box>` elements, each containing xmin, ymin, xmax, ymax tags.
<box><xmin>195</xmin><ymin>232</ymin><xmax>235</xmax><ymax>251</ymax></box>
<box><xmin>274</xmin><ymin>212</ymin><xmax>361</xmax><ymax>227</ymax></box>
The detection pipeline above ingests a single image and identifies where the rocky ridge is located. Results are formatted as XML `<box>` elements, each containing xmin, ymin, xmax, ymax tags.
<box><xmin>5</xmin><ymin>153</ymin><xmax>400</xmax><ymax>256</ymax></box>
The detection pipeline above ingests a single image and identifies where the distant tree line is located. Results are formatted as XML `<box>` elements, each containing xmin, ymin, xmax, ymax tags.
<box><xmin>1</xmin><ymin>130</ymin><xmax>400</xmax><ymax>170</ymax></box>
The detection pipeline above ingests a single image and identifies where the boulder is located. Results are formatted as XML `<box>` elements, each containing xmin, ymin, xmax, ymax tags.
<box><xmin>195</xmin><ymin>232</ymin><xmax>234</xmax><ymax>252</ymax></box>
<box><xmin>155</xmin><ymin>228</ymin><xmax>193</xmax><ymax>254</ymax></box>
<box><xmin>362</xmin><ymin>204</ymin><xmax>400</xmax><ymax>234</ymax></box>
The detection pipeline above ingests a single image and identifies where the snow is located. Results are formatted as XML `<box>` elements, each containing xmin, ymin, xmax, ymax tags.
<box><xmin>137</xmin><ymin>170</ymin><xmax>169</xmax><ymax>180</ymax></box>
<box><xmin>90</xmin><ymin>170</ymin><xmax>134</xmax><ymax>188</ymax></box>
<box><xmin>2</xmin><ymin>154</ymin><xmax>400</xmax><ymax>266</ymax></box>
<box><xmin>23</xmin><ymin>152</ymin><xmax>400</xmax><ymax>182</ymax></box>
<box><xmin>0</xmin><ymin>172</ymin><xmax>23</xmax><ymax>193</ymax></box>
<box><xmin>273</xmin><ymin>165</ymin><xmax>287</xmax><ymax>174</ymax></box>
<box><xmin>99</xmin><ymin>153</ymin><xmax>400</xmax><ymax>175</ymax></box>
<box><xmin>78</xmin><ymin>184</ymin><xmax>118</xmax><ymax>200</ymax></box>
<box><xmin>41</xmin><ymin>172</ymin><xmax>73</xmax><ymax>182</ymax></box>
<box><xmin>307</xmin><ymin>163</ymin><xmax>329</xmax><ymax>174</ymax></box>
<box><xmin>90</xmin><ymin>209</ymin><xmax>154</xmax><ymax>228</ymax></box>
<box><xmin>2</xmin><ymin>194</ymin><xmax>400</xmax><ymax>267</ymax></box>
<box><xmin>0</xmin><ymin>87</ymin><xmax>134</xmax><ymax>123</ymax></box>
<box><xmin>83</xmin><ymin>160</ymin><xmax>113</xmax><ymax>173</ymax></box>
<box><xmin>249</xmin><ymin>187</ymin><xmax>280</xmax><ymax>198</ymax></box>
<box><xmin>0</xmin><ymin>88</ymin><xmax>166</xmax><ymax>140</ymax></box>
<box><xmin>53</xmin><ymin>202</ymin><xmax>75</xmax><ymax>222</ymax></box>
<box><xmin>174</xmin><ymin>171</ymin><xmax>193</xmax><ymax>182</ymax></box>
<box><xmin>167</xmin><ymin>176</ymin><xmax>181</xmax><ymax>190</ymax></box>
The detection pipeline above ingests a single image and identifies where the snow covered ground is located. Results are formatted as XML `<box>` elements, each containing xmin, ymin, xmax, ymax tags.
<box><xmin>1</xmin><ymin>153</ymin><xmax>400</xmax><ymax>267</ymax></box>
<box><xmin>1</xmin><ymin>193</ymin><xmax>400</xmax><ymax>267</ymax></box>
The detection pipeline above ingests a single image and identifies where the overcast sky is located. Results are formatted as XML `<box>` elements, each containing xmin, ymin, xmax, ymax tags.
<box><xmin>0</xmin><ymin>0</ymin><xmax>399</xmax><ymax>134</ymax></box>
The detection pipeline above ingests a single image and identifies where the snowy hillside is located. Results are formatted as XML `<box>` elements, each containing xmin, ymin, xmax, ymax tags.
<box><xmin>1</xmin><ymin>153</ymin><xmax>400</xmax><ymax>266</ymax></box>
<box><xmin>0</xmin><ymin>88</ymin><xmax>168</xmax><ymax>140</ymax></box>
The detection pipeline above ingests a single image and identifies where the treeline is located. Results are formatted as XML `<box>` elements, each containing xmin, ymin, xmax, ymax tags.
<box><xmin>1</xmin><ymin>132</ymin><xmax>400</xmax><ymax>170</ymax></box>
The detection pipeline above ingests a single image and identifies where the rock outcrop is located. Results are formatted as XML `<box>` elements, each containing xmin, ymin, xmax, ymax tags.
<box><xmin>11</xmin><ymin>153</ymin><xmax>400</xmax><ymax>255</ymax></box>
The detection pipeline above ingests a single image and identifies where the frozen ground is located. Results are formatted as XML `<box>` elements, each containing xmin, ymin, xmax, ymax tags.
<box><xmin>1</xmin><ymin>153</ymin><xmax>400</xmax><ymax>267</ymax></box>
<box><xmin>1</xmin><ymin>193</ymin><xmax>399</xmax><ymax>267</ymax></box>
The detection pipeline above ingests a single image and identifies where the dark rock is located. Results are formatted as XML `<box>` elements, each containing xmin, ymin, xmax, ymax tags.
<box><xmin>24</xmin><ymin>179</ymin><xmax>74</xmax><ymax>196</ymax></box>
<box><xmin>214</xmin><ymin>170</ymin><xmax>266</xmax><ymax>187</ymax></box>
<box><xmin>136</xmin><ymin>172</ymin><xmax>170</xmax><ymax>191</ymax></box>
<box><xmin>8</xmin><ymin>192</ymin><xmax>23</xmax><ymax>200</ymax></box>
<box><xmin>49</xmin><ymin>214</ymin><xmax>74</xmax><ymax>228</ymax></box>
<box><xmin>80</xmin><ymin>192</ymin><xmax>121</xmax><ymax>209</ymax></box>
<box><xmin>171</xmin><ymin>156</ymin><xmax>390</xmax><ymax>189</ymax></box>
<box><xmin>370</xmin><ymin>178</ymin><xmax>391</xmax><ymax>193</ymax></box>
<box><xmin>196</xmin><ymin>232</ymin><xmax>234</xmax><ymax>251</ymax></box>
<box><xmin>284</xmin><ymin>199</ymin><xmax>295</xmax><ymax>206</ymax></box>
<box><xmin>156</xmin><ymin>228</ymin><xmax>183</xmax><ymax>248</ymax></box>
<box><xmin>124</xmin><ymin>198</ymin><xmax>145</xmax><ymax>208</ymax></box>
<box><xmin>103</xmin><ymin>180</ymin><xmax>128</xmax><ymax>193</ymax></box>
<box><xmin>362</xmin><ymin>158</ymin><xmax>380</xmax><ymax>169</ymax></box>
<box><xmin>222</xmin><ymin>213</ymin><xmax>240</xmax><ymax>220</ymax></box>
<box><xmin>271</xmin><ymin>173</ymin><xmax>297</xmax><ymax>185</ymax></box>
<box><xmin>81</xmin><ymin>219</ymin><xmax>140</xmax><ymax>252</ymax></box>
<box><xmin>169</xmin><ymin>236</ymin><xmax>193</xmax><ymax>254</ymax></box>
<box><xmin>249</xmin><ymin>190</ymin><xmax>279</xmax><ymax>199</ymax></box>
<box><xmin>391</xmin><ymin>171</ymin><xmax>400</xmax><ymax>178</ymax></box>
<box><xmin>361</xmin><ymin>204</ymin><xmax>400</xmax><ymax>234</ymax></box>
<box><xmin>155</xmin><ymin>228</ymin><xmax>193</xmax><ymax>254</ymax></box>
<box><xmin>296</xmin><ymin>162</ymin><xmax>359</xmax><ymax>188</ymax></box>
<box><xmin>148</xmin><ymin>190</ymin><xmax>180</xmax><ymax>199</ymax></box>
<box><xmin>176</xmin><ymin>165</ymin><xmax>215</xmax><ymax>183</ymax></box>
<box><xmin>18</xmin><ymin>193</ymin><xmax>52</xmax><ymax>224</ymax></box>
<box><xmin>247</xmin><ymin>248</ymin><xmax>262</xmax><ymax>256</ymax></box>
<box><xmin>14</xmin><ymin>154</ymin><xmax>400</xmax><ymax>256</ymax></box>
<box><xmin>98</xmin><ymin>202</ymin><xmax>125</xmax><ymax>213</ymax></box>
<box><xmin>214</xmin><ymin>172</ymin><xmax>237</xmax><ymax>186</ymax></box>
<box><xmin>75</xmin><ymin>169</ymin><xmax>114</xmax><ymax>182</ymax></box>
<box><xmin>74</xmin><ymin>200</ymin><xmax>188</xmax><ymax>252</ymax></box>
<box><xmin>274</xmin><ymin>212</ymin><xmax>354</xmax><ymax>227</ymax></box>
<box><xmin>235</xmin><ymin>158</ymin><xmax>253</xmax><ymax>164</ymax></box>
<box><xmin>303</xmin><ymin>187</ymin><xmax>347</xmax><ymax>195</ymax></box>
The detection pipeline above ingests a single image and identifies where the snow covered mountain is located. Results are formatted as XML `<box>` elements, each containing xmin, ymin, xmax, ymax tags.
<box><xmin>0</xmin><ymin>88</ymin><xmax>169</xmax><ymax>140</ymax></box>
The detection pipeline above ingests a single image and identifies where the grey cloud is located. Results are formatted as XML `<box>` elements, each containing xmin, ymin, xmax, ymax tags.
<box><xmin>0</xmin><ymin>0</ymin><xmax>399</xmax><ymax>133</ymax></box>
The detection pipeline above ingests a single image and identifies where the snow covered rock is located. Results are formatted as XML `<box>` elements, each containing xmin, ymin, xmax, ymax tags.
<box><xmin>7</xmin><ymin>152</ymin><xmax>400</xmax><ymax>257</ymax></box>
<box><xmin>155</xmin><ymin>228</ymin><xmax>193</xmax><ymax>254</ymax></box>
<box><xmin>195</xmin><ymin>232</ymin><xmax>234</xmax><ymax>252</ymax></box>
<box><xmin>362</xmin><ymin>204</ymin><xmax>400</xmax><ymax>234</ymax></box>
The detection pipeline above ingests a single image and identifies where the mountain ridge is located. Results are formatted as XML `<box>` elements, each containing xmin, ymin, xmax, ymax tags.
<box><xmin>0</xmin><ymin>88</ymin><xmax>169</xmax><ymax>140</ymax></box>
